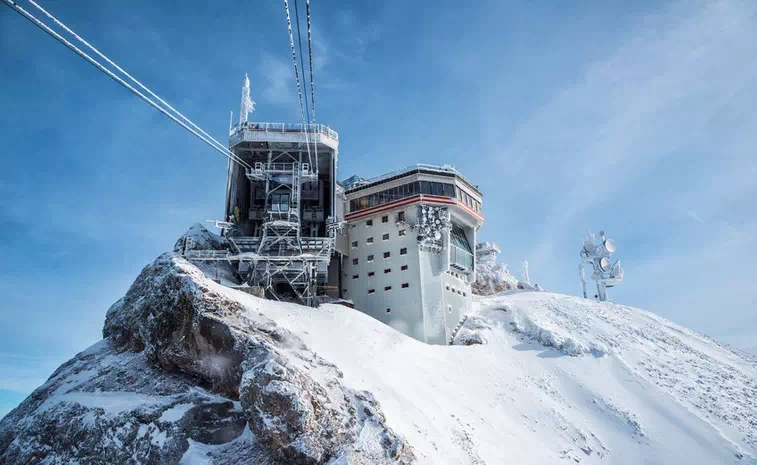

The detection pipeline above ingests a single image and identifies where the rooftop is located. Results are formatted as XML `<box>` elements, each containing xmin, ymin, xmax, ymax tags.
<box><xmin>343</xmin><ymin>164</ymin><xmax>482</xmax><ymax>197</ymax></box>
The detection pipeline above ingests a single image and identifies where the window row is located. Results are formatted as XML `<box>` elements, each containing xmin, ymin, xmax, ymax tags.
<box><xmin>351</xmin><ymin>248</ymin><xmax>407</xmax><ymax>265</ymax></box>
<box><xmin>445</xmin><ymin>284</ymin><xmax>467</xmax><ymax>297</ymax></box>
<box><xmin>349</xmin><ymin>182</ymin><xmax>482</xmax><ymax>214</ymax></box>
<box><xmin>349</xmin><ymin>181</ymin><xmax>457</xmax><ymax>212</ymax></box>
<box><xmin>351</xmin><ymin>232</ymin><xmax>406</xmax><ymax>248</ymax></box>
<box><xmin>352</xmin><ymin>264</ymin><xmax>409</xmax><ymax>279</ymax></box>
<box><xmin>368</xmin><ymin>283</ymin><xmax>410</xmax><ymax>295</ymax></box>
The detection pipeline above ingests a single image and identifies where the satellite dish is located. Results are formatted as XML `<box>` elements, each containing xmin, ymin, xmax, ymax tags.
<box><xmin>583</xmin><ymin>242</ymin><xmax>595</xmax><ymax>253</ymax></box>
<box><xmin>599</xmin><ymin>257</ymin><xmax>611</xmax><ymax>271</ymax></box>
<box><xmin>603</xmin><ymin>239</ymin><xmax>617</xmax><ymax>254</ymax></box>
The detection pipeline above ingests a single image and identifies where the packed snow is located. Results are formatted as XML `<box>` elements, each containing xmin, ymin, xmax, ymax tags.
<box><xmin>209</xmin><ymin>284</ymin><xmax>757</xmax><ymax>465</ymax></box>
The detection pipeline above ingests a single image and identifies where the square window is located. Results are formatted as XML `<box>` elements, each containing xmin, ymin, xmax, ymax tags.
<box><xmin>463</xmin><ymin>292</ymin><xmax>467</xmax><ymax>297</ymax></box>
<box><xmin>400</xmin><ymin>247</ymin><xmax>407</xmax><ymax>255</ymax></box>
<box><xmin>367</xmin><ymin>237</ymin><xmax>374</xmax><ymax>244</ymax></box>
<box><xmin>386</xmin><ymin>308</ymin><xmax>391</xmax><ymax>313</ymax></box>
<box><xmin>397</xmin><ymin>211</ymin><xmax>406</xmax><ymax>222</ymax></box>
<box><xmin>448</xmin><ymin>305</ymin><xmax>452</xmax><ymax>313</ymax></box>
<box><xmin>351</xmin><ymin>241</ymin><xmax>358</xmax><ymax>248</ymax></box>
<box><xmin>401</xmin><ymin>265</ymin><xmax>408</xmax><ymax>271</ymax></box>
<box><xmin>368</xmin><ymin>271</ymin><xmax>375</xmax><ymax>277</ymax></box>
<box><xmin>352</xmin><ymin>258</ymin><xmax>359</xmax><ymax>265</ymax></box>
<box><xmin>384</xmin><ymin>286</ymin><xmax>392</xmax><ymax>292</ymax></box>
<box><xmin>402</xmin><ymin>283</ymin><xmax>409</xmax><ymax>288</ymax></box>
<box><xmin>352</xmin><ymin>274</ymin><xmax>359</xmax><ymax>280</ymax></box>
<box><xmin>382</xmin><ymin>233</ymin><xmax>389</xmax><ymax>241</ymax></box>
<box><xmin>351</xmin><ymin>224</ymin><xmax>356</xmax><ymax>229</ymax></box>
<box><xmin>366</xmin><ymin>219</ymin><xmax>373</xmax><ymax>227</ymax></box>
<box><xmin>368</xmin><ymin>289</ymin><xmax>375</xmax><ymax>295</ymax></box>
<box><xmin>382</xmin><ymin>215</ymin><xmax>389</xmax><ymax>223</ymax></box>
<box><xmin>383</xmin><ymin>252</ymin><xmax>391</xmax><ymax>259</ymax></box>
<box><xmin>367</xmin><ymin>254</ymin><xmax>374</xmax><ymax>262</ymax></box>
<box><xmin>446</xmin><ymin>285</ymin><xmax>450</xmax><ymax>291</ymax></box>
<box><xmin>384</xmin><ymin>268</ymin><xmax>391</xmax><ymax>274</ymax></box>
<box><xmin>399</xmin><ymin>229</ymin><xmax>406</xmax><ymax>236</ymax></box>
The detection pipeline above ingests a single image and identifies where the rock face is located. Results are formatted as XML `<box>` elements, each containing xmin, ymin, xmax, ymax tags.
<box><xmin>0</xmin><ymin>226</ymin><xmax>414</xmax><ymax>465</ymax></box>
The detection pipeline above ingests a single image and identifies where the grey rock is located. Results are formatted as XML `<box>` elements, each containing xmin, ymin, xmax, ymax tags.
<box><xmin>2</xmin><ymin>245</ymin><xmax>414</xmax><ymax>465</ymax></box>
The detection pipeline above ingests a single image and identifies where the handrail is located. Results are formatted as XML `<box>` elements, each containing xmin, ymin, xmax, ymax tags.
<box><xmin>230</xmin><ymin>121</ymin><xmax>338</xmax><ymax>141</ymax></box>
<box><xmin>346</xmin><ymin>163</ymin><xmax>479</xmax><ymax>194</ymax></box>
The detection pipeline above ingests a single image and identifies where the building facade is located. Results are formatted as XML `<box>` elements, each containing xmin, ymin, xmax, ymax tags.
<box><xmin>339</xmin><ymin>165</ymin><xmax>484</xmax><ymax>344</ymax></box>
<box><xmin>194</xmin><ymin>78</ymin><xmax>484</xmax><ymax>345</ymax></box>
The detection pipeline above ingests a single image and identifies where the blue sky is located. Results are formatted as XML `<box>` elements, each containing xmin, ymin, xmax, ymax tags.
<box><xmin>1</xmin><ymin>0</ymin><xmax>756</xmax><ymax>417</ymax></box>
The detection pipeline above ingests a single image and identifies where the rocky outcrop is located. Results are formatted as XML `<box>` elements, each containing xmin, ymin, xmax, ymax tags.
<box><xmin>1</xmin><ymin>226</ymin><xmax>414</xmax><ymax>464</ymax></box>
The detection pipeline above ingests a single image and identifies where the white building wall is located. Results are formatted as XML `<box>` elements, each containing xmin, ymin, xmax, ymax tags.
<box><xmin>343</xmin><ymin>206</ymin><xmax>425</xmax><ymax>340</ymax></box>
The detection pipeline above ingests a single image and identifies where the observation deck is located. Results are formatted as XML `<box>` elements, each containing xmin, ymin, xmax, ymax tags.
<box><xmin>229</xmin><ymin>122</ymin><xmax>339</xmax><ymax>150</ymax></box>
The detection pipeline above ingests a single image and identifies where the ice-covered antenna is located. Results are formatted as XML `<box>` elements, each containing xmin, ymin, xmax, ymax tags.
<box><xmin>579</xmin><ymin>229</ymin><xmax>623</xmax><ymax>301</ymax></box>
<box><xmin>522</xmin><ymin>260</ymin><xmax>530</xmax><ymax>284</ymax></box>
<box><xmin>239</xmin><ymin>73</ymin><xmax>255</xmax><ymax>125</ymax></box>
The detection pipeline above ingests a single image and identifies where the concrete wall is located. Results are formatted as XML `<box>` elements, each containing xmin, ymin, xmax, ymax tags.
<box><xmin>343</xmin><ymin>205</ymin><xmax>425</xmax><ymax>341</ymax></box>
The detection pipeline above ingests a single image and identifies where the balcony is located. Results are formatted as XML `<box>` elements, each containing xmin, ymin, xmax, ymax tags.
<box><xmin>450</xmin><ymin>245</ymin><xmax>474</xmax><ymax>271</ymax></box>
<box><xmin>230</xmin><ymin>122</ymin><xmax>339</xmax><ymax>150</ymax></box>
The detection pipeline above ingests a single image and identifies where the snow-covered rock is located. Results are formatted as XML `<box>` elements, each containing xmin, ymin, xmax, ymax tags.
<box><xmin>2</xmin><ymin>229</ymin><xmax>756</xmax><ymax>464</ymax></box>
<box><xmin>1</xmin><ymin>253</ymin><xmax>413</xmax><ymax>465</ymax></box>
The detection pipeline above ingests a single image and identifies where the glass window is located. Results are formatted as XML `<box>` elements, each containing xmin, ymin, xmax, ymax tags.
<box><xmin>402</xmin><ymin>283</ymin><xmax>409</xmax><ymax>288</ymax></box>
<box><xmin>368</xmin><ymin>289</ymin><xmax>375</xmax><ymax>295</ymax></box>
<box><xmin>384</xmin><ymin>286</ymin><xmax>392</xmax><ymax>291</ymax></box>
<box><xmin>383</xmin><ymin>251</ymin><xmax>391</xmax><ymax>259</ymax></box>
<box><xmin>367</xmin><ymin>254</ymin><xmax>374</xmax><ymax>262</ymax></box>
<box><xmin>368</xmin><ymin>271</ymin><xmax>375</xmax><ymax>277</ymax></box>
<box><xmin>366</xmin><ymin>219</ymin><xmax>373</xmax><ymax>227</ymax></box>
<box><xmin>384</xmin><ymin>268</ymin><xmax>391</xmax><ymax>274</ymax></box>
<box><xmin>367</xmin><ymin>237</ymin><xmax>374</xmax><ymax>244</ymax></box>
<box><xmin>400</xmin><ymin>247</ymin><xmax>407</xmax><ymax>255</ymax></box>
<box><xmin>399</xmin><ymin>229</ymin><xmax>406</xmax><ymax>236</ymax></box>
<box><xmin>382</xmin><ymin>215</ymin><xmax>389</xmax><ymax>223</ymax></box>
<box><xmin>352</xmin><ymin>274</ymin><xmax>359</xmax><ymax>279</ymax></box>
<box><xmin>432</xmin><ymin>182</ymin><xmax>443</xmax><ymax>196</ymax></box>
<box><xmin>351</xmin><ymin>241</ymin><xmax>358</xmax><ymax>248</ymax></box>
<box><xmin>383</xmin><ymin>233</ymin><xmax>389</xmax><ymax>241</ymax></box>
<box><xmin>421</xmin><ymin>181</ymin><xmax>432</xmax><ymax>194</ymax></box>
<box><xmin>443</xmin><ymin>183</ymin><xmax>455</xmax><ymax>198</ymax></box>
<box><xmin>386</xmin><ymin>308</ymin><xmax>391</xmax><ymax>313</ymax></box>
<box><xmin>401</xmin><ymin>265</ymin><xmax>408</xmax><ymax>270</ymax></box>
<box><xmin>450</xmin><ymin>223</ymin><xmax>473</xmax><ymax>254</ymax></box>
<box><xmin>352</xmin><ymin>258</ymin><xmax>359</xmax><ymax>265</ymax></box>
<box><xmin>397</xmin><ymin>211</ymin><xmax>406</xmax><ymax>223</ymax></box>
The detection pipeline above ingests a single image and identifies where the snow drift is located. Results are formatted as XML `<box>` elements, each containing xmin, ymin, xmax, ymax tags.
<box><xmin>2</xmin><ymin>226</ymin><xmax>756</xmax><ymax>464</ymax></box>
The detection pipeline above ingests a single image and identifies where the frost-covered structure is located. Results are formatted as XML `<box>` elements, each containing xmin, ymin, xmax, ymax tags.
<box><xmin>472</xmin><ymin>242</ymin><xmax>519</xmax><ymax>295</ymax></box>
<box><xmin>186</xmin><ymin>78</ymin><xmax>486</xmax><ymax>345</ymax></box>
<box><xmin>579</xmin><ymin>230</ymin><xmax>624</xmax><ymax>301</ymax></box>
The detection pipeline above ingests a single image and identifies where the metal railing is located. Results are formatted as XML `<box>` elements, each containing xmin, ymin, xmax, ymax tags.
<box><xmin>347</xmin><ymin>163</ymin><xmax>478</xmax><ymax>194</ymax></box>
<box><xmin>230</xmin><ymin>122</ymin><xmax>338</xmax><ymax>141</ymax></box>
<box><xmin>450</xmin><ymin>245</ymin><xmax>474</xmax><ymax>271</ymax></box>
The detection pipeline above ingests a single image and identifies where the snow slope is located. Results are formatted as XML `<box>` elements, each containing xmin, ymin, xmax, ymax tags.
<box><xmin>3</xmin><ymin>245</ymin><xmax>756</xmax><ymax>464</ymax></box>
<box><xmin>215</xmin><ymin>287</ymin><xmax>757</xmax><ymax>465</ymax></box>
